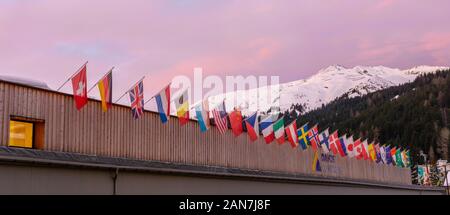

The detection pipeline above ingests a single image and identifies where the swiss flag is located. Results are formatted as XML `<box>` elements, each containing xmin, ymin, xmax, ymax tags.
<box><xmin>71</xmin><ymin>65</ymin><xmax>88</xmax><ymax>110</ymax></box>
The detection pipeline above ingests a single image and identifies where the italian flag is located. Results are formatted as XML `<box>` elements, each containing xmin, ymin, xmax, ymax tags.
<box><xmin>273</xmin><ymin>118</ymin><xmax>285</xmax><ymax>144</ymax></box>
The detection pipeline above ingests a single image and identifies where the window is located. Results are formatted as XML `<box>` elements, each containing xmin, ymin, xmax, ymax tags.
<box><xmin>9</xmin><ymin>120</ymin><xmax>33</xmax><ymax>148</ymax></box>
<box><xmin>8</xmin><ymin>116</ymin><xmax>45</xmax><ymax>149</ymax></box>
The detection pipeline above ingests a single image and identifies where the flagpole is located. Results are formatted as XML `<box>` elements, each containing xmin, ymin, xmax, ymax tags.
<box><xmin>144</xmin><ymin>96</ymin><xmax>156</xmax><ymax>106</ymax></box>
<box><xmin>114</xmin><ymin>76</ymin><xmax>145</xmax><ymax>104</ymax></box>
<box><xmin>144</xmin><ymin>82</ymin><xmax>171</xmax><ymax>106</ymax></box>
<box><xmin>287</xmin><ymin>120</ymin><xmax>296</xmax><ymax>127</ymax></box>
<box><xmin>56</xmin><ymin>61</ymin><xmax>88</xmax><ymax>92</ymax></box>
<box><xmin>87</xmin><ymin>67</ymin><xmax>114</xmax><ymax>94</ymax></box>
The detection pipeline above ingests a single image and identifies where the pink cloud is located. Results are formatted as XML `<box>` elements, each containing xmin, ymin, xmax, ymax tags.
<box><xmin>418</xmin><ymin>32</ymin><xmax>450</xmax><ymax>65</ymax></box>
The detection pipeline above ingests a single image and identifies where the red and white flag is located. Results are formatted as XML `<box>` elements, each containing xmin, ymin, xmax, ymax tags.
<box><xmin>285</xmin><ymin>121</ymin><xmax>298</xmax><ymax>148</ymax></box>
<box><xmin>354</xmin><ymin>138</ymin><xmax>369</xmax><ymax>160</ymax></box>
<box><xmin>345</xmin><ymin>135</ymin><xmax>355</xmax><ymax>158</ymax></box>
<box><xmin>71</xmin><ymin>64</ymin><xmax>88</xmax><ymax>110</ymax></box>
<box><xmin>328</xmin><ymin>130</ymin><xmax>340</xmax><ymax>155</ymax></box>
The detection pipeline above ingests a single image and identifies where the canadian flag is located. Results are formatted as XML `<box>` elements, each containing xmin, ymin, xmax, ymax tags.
<box><xmin>71</xmin><ymin>64</ymin><xmax>88</xmax><ymax>110</ymax></box>
<box><xmin>353</xmin><ymin>138</ymin><xmax>364</xmax><ymax>160</ymax></box>
<box><xmin>354</xmin><ymin>138</ymin><xmax>369</xmax><ymax>160</ymax></box>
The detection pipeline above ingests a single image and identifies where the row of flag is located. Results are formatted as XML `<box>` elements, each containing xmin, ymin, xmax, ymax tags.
<box><xmin>62</xmin><ymin>62</ymin><xmax>411</xmax><ymax>168</ymax></box>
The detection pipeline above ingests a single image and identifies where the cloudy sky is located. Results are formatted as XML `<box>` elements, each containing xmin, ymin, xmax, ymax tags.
<box><xmin>1</xmin><ymin>0</ymin><xmax>449</xmax><ymax>104</ymax></box>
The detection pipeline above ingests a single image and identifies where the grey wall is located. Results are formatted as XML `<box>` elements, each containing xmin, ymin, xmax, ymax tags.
<box><xmin>0</xmin><ymin>164</ymin><xmax>443</xmax><ymax>195</ymax></box>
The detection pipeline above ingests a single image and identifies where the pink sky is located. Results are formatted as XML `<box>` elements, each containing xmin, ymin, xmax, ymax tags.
<box><xmin>1</xmin><ymin>0</ymin><xmax>449</xmax><ymax>104</ymax></box>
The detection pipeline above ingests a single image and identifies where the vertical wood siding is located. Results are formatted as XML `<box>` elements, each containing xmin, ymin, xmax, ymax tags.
<box><xmin>0</xmin><ymin>82</ymin><xmax>411</xmax><ymax>185</ymax></box>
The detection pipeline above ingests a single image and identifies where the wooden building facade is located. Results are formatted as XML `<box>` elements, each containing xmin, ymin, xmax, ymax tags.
<box><xmin>0</xmin><ymin>80</ymin><xmax>411</xmax><ymax>185</ymax></box>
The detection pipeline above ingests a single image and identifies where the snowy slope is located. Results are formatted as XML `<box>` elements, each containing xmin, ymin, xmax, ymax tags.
<box><xmin>202</xmin><ymin>65</ymin><xmax>449</xmax><ymax>116</ymax></box>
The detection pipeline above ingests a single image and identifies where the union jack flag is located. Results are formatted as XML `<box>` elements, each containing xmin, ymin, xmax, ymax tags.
<box><xmin>129</xmin><ymin>80</ymin><xmax>144</xmax><ymax>119</ymax></box>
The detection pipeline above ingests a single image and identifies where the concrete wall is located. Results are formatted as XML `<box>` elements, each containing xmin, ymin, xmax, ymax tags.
<box><xmin>0</xmin><ymin>163</ymin><xmax>443</xmax><ymax>195</ymax></box>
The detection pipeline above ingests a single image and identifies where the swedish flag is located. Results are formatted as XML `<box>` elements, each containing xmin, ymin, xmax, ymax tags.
<box><xmin>297</xmin><ymin>123</ymin><xmax>309</xmax><ymax>150</ymax></box>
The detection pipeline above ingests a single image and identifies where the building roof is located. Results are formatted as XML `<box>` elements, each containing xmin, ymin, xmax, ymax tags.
<box><xmin>0</xmin><ymin>75</ymin><xmax>50</xmax><ymax>90</ymax></box>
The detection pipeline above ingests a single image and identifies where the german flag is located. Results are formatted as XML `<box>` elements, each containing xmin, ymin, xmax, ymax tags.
<box><xmin>98</xmin><ymin>71</ymin><xmax>113</xmax><ymax>112</ymax></box>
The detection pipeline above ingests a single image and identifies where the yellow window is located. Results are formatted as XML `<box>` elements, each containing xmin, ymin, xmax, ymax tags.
<box><xmin>9</xmin><ymin>120</ymin><xmax>34</xmax><ymax>148</ymax></box>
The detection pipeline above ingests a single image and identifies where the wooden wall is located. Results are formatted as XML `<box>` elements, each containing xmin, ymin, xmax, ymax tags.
<box><xmin>0</xmin><ymin>81</ymin><xmax>411</xmax><ymax>185</ymax></box>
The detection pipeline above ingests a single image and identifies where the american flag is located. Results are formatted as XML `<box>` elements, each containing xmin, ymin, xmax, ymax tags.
<box><xmin>129</xmin><ymin>80</ymin><xmax>144</xmax><ymax>119</ymax></box>
<box><xmin>212</xmin><ymin>101</ymin><xmax>228</xmax><ymax>134</ymax></box>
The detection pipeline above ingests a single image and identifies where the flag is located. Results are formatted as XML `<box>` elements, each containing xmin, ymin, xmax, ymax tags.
<box><xmin>391</xmin><ymin>147</ymin><xmax>397</xmax><ymax>166</ymax></box>
<box><xmin>418</xmin><ymin>166</ymin><xmax>425</xmax><ymax>184</ymax></box>
<box><xmin>312</xmin><ymin>151</ymin><xmax>321</xmax><ymax>172</ymax></box>
<box><xmin>229</xmin><ymin>109</ymin><xmax>243</xmax><ymax>137</ymax></box>
<box><xmin>212</xmin><ymin>100</ymin><xmax>228</xmax><ymax>134</ymax></box>
<box><xmin>395</xmin><ymin>148</ymin><xmax>404</xmax><ymax>167</ymax></box>
<box><xmin>260</xmin><ymin>115</ymin><xmax>275</xmax><ymax>144</ymax></box>
<box><xmin>328</xmin><ymin>131</ymin><xmax>340</xmax><ymax>155</ymax></box>
<box><xmin>328</xmin><ymin>131</ymin><xmax>346</xmax><ymax>156</ymax></box>
<box><xmin>417</xmin><ymin>165</ymin><xmax>425</xmax><ymax>185</ymax></box>
<box><xmin>385</xmin><ymin>145</ymin><xmax>393</xmax><ymax>165</ymax></box>
<box><xmin>401</xmin><ymin>149</ymin><xmax>408</xmax><ymax>168</ymax></box>
<box><xmin>194</xmin><ymin>99</ymin><xmax>210</xmax><ymax>132</ymax></box>
<box><xmin>244</xmin><ymin>112</ymin><xmax>259</xmax><ymax>142</ymax></box>
<box><xmin>368</xmin><ymin>142</ymin><xmax>376</xmax><ymax>162</ymax></box>
<box><xmin>174</xmin><ymin>89</ymin><xmax>189</xmax><ymax>125</ymax></box>
<box><xmin>354</xmin><ymin>138</ymin><xmax>368</xmax><ymax>160</ymax></box>
<box><xmin>298</xmin><ymin>123</ymin><xmax>310</xmax><ymax>150</ymax></box>
<box><xmin>307</xmin><ymin>124</ymin><xmax>321</xmax><ymax>151</ymax></box>
<box><xmin>98</xmin><ymin>71</ymin><xmax>112</xmax><ymax>112</ymax></box>
<box><xmin>374</xmin><ymin>143</ymin><xmax>382</xmax><ymax>163</ymax></box>
<box><xmin>338</xmin><ymin>135</ymin><xmax>347</xmax><ymax>157</ymax></box>
<box><xmin>319</xmin><ymin>129</ymin><xmax>330</xmax><ymax>153</ymax></box>
<box><xmin>71</xmin><ymin>64</ymin><xmax>88</xmax><ymax>110</ymax></box>
<box><xmin>285</xmin><ymin>121</ymin><xmax>298</xmax><ymax>148</ymax></box>
<box><xmin>345</xmin><ymin>135</ymin><xmax>355</xmax><ymax>158</ymax></box>
<box><xmin>380</xmin><ymin>145</ymin><xmax>386</xmax><ymax>164</ymax></box>
<box><xmin>129</xmin><ymin>80</ymin><xmax>144</xmax><ymax>119</ymax></box>
<box><xmin>155</xmin><ymin>84</ymin><xmax>171</xmax><ymax>123</ymax></box>
<box><xmin>273</xmin><ymin>117</ymin><xmax>285</xmax><ymax>144</ymax></box>
<box><xmin>362</xmin><ymin>139</ymin><xmax>370</xmax><ymax>160</ymax></box>
<box><xmin>405</xmin><ymin>150</ymin><xmax>411</xmax><ymax>168</ymax></box>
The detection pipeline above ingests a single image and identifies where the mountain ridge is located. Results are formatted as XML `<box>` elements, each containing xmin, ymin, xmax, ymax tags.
<box><xmin>205</xmin><ymin>65</ymin><xmax>450</xmax><ymax>116</ymax></box>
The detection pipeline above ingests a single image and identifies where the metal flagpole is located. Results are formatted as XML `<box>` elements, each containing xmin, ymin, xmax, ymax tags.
<box><xmin>143</xmin><ymin>82</ymin><xmax>171</xmax><ymax>106</ymax></box>
<box><xmin>56</xmin><ymin>61</ymin><xmax>88</xmax><ymax>92</ymax></box>
<box><xmin>87</xmin><ymin>67</ymin><xmax>114</xmax><ymax>94</ymax></box>
<box><xmin>143</xmin><ymin>96</ymin><xmax>156</xmax><ymax>106</ymax></box>
<box><xmin>114</xmin><ymin>76</ymin><xmax>146</xmax><ymax>104</ymax></box>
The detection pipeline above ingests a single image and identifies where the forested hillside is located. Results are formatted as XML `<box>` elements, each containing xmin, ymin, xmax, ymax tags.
<box><xmin>283</xmin><ymin>70</ymin><xmax>450</xmax><ymax>163</ymax></box>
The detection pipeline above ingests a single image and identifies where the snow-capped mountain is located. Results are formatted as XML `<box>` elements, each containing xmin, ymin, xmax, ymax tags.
<box><xmin>204</xmin><ymin>65</ymin><xmax>449</xmax><ymax>116</ymax></box>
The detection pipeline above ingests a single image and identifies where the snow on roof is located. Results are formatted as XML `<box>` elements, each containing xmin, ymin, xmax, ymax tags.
<box><xmin>0</xmin><ymin>75</ymin><xmax>51</xmax><ymax>90</ymax></box>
